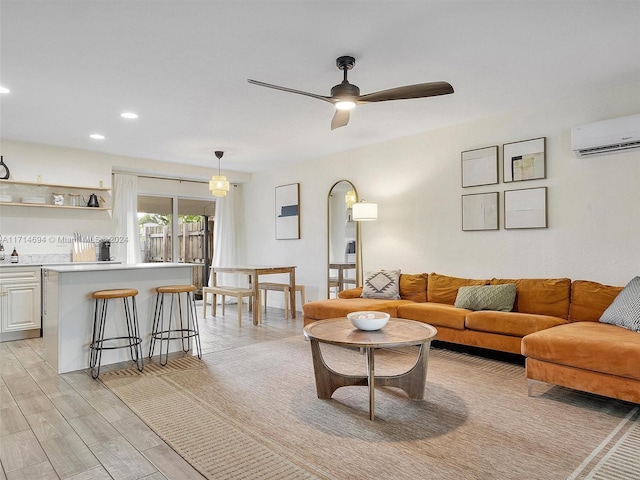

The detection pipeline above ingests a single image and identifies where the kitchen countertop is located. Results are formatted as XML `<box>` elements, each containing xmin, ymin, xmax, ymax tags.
<box><xmin>43</xmin><ymin>262</ymin><xmax>189</xmax><ymax>272</ymax></box>
<box><xmin>0</xmin><ymin>261</ymin><xmax>121</xmax><ymax>268</ymax></box>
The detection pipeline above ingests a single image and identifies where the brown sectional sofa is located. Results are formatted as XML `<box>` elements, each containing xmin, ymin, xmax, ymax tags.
<box><xmin>302</xmin><ymin>273</ymin><xmax>640</xmax><ymax>404</ymax></box>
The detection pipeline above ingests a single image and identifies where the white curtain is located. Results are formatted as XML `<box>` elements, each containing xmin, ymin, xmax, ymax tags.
<box><xmin>208</xmin><ymin>186</ymin><xmax>241</xmax><ymax>301</ymax></box>
<box><xmin>112</xmin><ymin>173</ymin><xmax>142</xmax><ymax>264</ymax></box>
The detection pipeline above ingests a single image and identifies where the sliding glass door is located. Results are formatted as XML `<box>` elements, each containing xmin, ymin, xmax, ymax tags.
<box><xmin>138</xmin><ymin>195</ymin><xmax>215</xmax><ymax>296</ymax></box>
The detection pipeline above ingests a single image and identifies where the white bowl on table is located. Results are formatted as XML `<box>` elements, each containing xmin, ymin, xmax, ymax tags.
<box><xmin>347</xmin><ymin>311</ymin><xmax>390</xmax><ymax>331</ymax></box>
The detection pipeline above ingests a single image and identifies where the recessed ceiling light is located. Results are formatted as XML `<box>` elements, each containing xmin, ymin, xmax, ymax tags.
<box><xmin>120</xmin><ymin>112</ymin><xmax>138</xmax><ymax>119</ymax></box>
<box><xmin>90</xmin><ymin>134</ymin><xmax>105</xmax><ymax>140</ymax></box>
<box><xmin>0</xmin><ymin>86</ymin><xmax>10</xmax><ymax>94</ymax></box>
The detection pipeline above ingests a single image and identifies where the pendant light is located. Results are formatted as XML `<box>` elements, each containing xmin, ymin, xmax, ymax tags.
<box><xmin>344</xmin><ymin>190</ymin><xmax>357</xmax><ymax>208</ymax></box>
<box><xmin>209</xmin><ymin>150</ymin><xmax>230</xmax><ymax>197</ymax></box>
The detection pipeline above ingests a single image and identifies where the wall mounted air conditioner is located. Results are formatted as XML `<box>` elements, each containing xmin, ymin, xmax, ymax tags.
<box><xmin>571</xmin><ymin>113</ymin><xmax>640</xmax><ymax>157</ymax></box>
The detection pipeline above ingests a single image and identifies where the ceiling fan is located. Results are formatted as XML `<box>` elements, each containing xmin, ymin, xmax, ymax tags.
<box><xmin>248</xmin><ymin>55</ymin><xmax>454</xmax><ymax>130</ymax></box>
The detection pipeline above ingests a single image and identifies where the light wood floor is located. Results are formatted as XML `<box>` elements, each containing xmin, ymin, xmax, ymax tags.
<box><xmin>0</xmin><ymin>302</ymin><xmax>304</xmax><ymax>479</ymax></box>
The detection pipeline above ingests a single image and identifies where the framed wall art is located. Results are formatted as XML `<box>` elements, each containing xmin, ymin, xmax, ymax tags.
<box><xmin>504</xmin><ymin>187</ymin><xmax>547</xmax><ymax>229</ymax></box>
<box><xmin>503</xmin><ymin>137</ymin><xmax>546</xmax><ymax>182</ymax></box>
<box><xmin>462</xmin><ymin>192</ymin><xmax>499</xmax><ymax>231</ymax></box>
<box><xmin>275</xmin><ymin>183</ymin><xmax>300</xmax><ymax>239</ymax></box>
<box><xmin>461</xmin><ymin>146</ymin><xmax>498</xmax><ymax>187</ymax></box>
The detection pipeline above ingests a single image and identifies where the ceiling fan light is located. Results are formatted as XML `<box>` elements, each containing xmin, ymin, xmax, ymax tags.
<box><xmin>335</xmin><ymin>100</ymin><xmax>356</xmax><ymax>111</ymax></box>
<box><xmin>210</xmin><ymin>175</ymin><xmax>230</xmax><ymax>197</ymax></box>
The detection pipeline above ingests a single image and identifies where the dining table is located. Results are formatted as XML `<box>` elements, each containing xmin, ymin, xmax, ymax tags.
<box><xmin>212</xmin><ymin>265</ymin><xmax>297</xmax><ymax>325</ymax></box>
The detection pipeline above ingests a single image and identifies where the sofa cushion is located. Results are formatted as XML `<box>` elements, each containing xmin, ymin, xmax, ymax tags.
<box><xmin>361</xmin><ymin>269</ymin><xmax>401</xmax><ymax>299</ymax></box>
<box><xmin>338</xmin><ymin>287</ymin><xmax>362</xmax><ymax>299</ymax></box>
<box><xmin>302</xmin><ymin>298</ymin><xmax>412</xmax><ymax>321</ymax></box>
<box><xmin>599</xmin><ymin>276</ymin><xmax>640</xmax><ymax>332</ymax></box>
<box><xmin>569</xmin><ymin>280</ymin><xmax>623</xmax><ymax>322</ymax></box>
<box><xmin>397</xmin><ymin>302</ymin><xmax>468</xmax><ymax>330</ymax></box>
<box><xmin>491</xmin><ymin>278</ymin><xmax>571</xmax><ymax>319</ymax></box>
<box><xmin>428</xmin><ymin>273</ymin><xmax>488</xmax><ymax>305</ymax></box>
<box><xmin>465</xmin><ymin>311</ymin><xmax>568</xmax><ymax>337</ymax></box>
<box><xmin>399</xmin><ymin>273</ymin><xmax>428</xmax><ymax>302</ymax></box>
<box><xmin>522</xmin><ymin>322</ymin><xmax>640</xmax><ymax>381</ymax></box>
<box><xmin>454</xmin><ymin>284</ymin><xmax>516</xmax><ymax>312</ymax></box>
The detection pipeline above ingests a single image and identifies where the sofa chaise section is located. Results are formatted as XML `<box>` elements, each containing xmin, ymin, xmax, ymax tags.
<box><xmin>521</xmin><ymin>279</ymin><xmax>640</xmax><ymax>403</ymax></box>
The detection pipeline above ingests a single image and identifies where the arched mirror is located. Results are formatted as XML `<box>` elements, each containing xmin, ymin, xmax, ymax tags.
<box><xmin>327</xmin><ymin>180</ymin><xmax>362</xmax><ymax>298</ymax></box>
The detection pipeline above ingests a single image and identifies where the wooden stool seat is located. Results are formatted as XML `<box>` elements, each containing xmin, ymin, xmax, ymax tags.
<box><xmin>156</xmin><ymin>285</ymin><xmax>196</xmax><ymax>294</ymax></box>
<box><xmin>92</xmin><ymin>288</ymin><xmax>138</xmax><ymax>299</ymax></box>
<box><xmin>202</xmin><ymin>286</ymin><xmax>261</xmax><ymax>326</ymax></box>
<box><xmin>258</xmin><ymin>282</ymin><xmax>305</xmax><ymax>319</ymax></box>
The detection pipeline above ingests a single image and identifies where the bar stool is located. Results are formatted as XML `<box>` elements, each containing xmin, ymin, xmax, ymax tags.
<box><xmin>149</xmin><ymin>284</ymin><xmax>202</xmax><ymax>366</ymax></box>
<box><xmin>89</xmin><ymin>288</ymin><xmax>144</xmax><ymax>379</ymax></box>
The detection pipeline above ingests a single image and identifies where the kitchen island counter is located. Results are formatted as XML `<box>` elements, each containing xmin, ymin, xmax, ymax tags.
<box><xmin>43</xmin><ymin>262</ymin><xmax>173</xmax><ymax>272</ymax></box>
<box><xmin>43</xmin><ymin>262</ymin><xmax>193</xmax><ymax>373</ymax></box>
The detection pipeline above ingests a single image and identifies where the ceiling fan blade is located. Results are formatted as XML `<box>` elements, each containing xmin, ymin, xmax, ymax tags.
<box><xmin>331</xmin><ymin>109</ymin><xmax>350</xmax><ymax>130</ymax></box>
<box><xmin>357</xmin><ymin>81</ymin><xmax>454</xmax><ymax>103</ymax></box>
<box><xmin>247</xmin><ymin>79</ymin><xmax>333</xmax><ymax>104</ymax></box>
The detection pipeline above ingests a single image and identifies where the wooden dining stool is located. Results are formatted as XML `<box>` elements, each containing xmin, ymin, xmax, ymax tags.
<box><xmin>89</xmin><ymin>288</ymin><xmax>144</xmax><ymax>379</ymax></box>
<box><xmin>149</xmin><ymin>284</ymin><xmax>202</xmax><ymax>366</ymax></box>
<box><xmin>258</xmin><ymin>282</ymin><xmax>306</xmax><ymax>319</ymax></box>
<box><xmin>202</xmin><ymin>286</ymin><xmax>261</xmax><ymax>326</ymax></box>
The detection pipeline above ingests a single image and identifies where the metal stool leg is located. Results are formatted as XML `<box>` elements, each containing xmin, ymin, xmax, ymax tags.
<box><xmin>90</xmin><ymin>297</ymin><xmax>108</xmax><ymax>379</ymax></box>
<box><xmin>176</xmin><ymin>292</ymin><xmax>188</xmax><ymax>353</ymax></box>
<box><xmin>159</xmin><ymin>293</ymin><xmax>171</xmax><ymax>366</ymax></box>
<box><xmin>124</xmin><ymin>296</ymin><xmax>143</xmax><ymax>372</ymax></box>
<box><xmin>188</xmin><ymin>291</ymin><xmax>202</xmax><ymax>359</ymax></box>
<box><xmin>149</xmin><ymin>292</ymin><xmax>162</xmax><ymax>358</ymax></box>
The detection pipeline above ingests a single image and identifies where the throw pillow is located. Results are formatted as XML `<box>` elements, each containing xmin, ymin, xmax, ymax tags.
<box><xmin>428</xmin><ymin>273</ymin><xmax>489</xmax><ymax>305</ymax></box>
<box><xmin>454</xmin><ymin>284</ymin><xmax>517</xmax><ymax>312</ymax></box>
<box><xmin>361</xmin><ymin>269</ymin><xmax>401</xmax><ymax>300</ymax></box>
<box><xmin>599</xmin><ymin>276</ymin><xmax>640</xmax><ymax>332</ymax></box>
<box><xmin>399</xmin><ymin>273</ymin><xmax>428</xmax><ymax>302</ymax></box>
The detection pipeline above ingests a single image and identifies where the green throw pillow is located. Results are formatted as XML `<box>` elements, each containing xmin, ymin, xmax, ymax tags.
<box><xmin>454</xmin><ymin>284</ymin><xmax>517</xmax><ymax>312</ymax></box>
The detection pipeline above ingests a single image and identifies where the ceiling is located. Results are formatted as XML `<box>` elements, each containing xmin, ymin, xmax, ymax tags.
<box><xmin>1</xmin><ymin>1</ymin><xmax>639</xmax><ymax>175</ymax></box>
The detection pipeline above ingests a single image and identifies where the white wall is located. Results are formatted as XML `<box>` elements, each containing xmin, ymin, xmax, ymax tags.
<box><xmin>242</xmin><ymin>82</ymin><xmax>640</xmax><ymax>304</ymax></box>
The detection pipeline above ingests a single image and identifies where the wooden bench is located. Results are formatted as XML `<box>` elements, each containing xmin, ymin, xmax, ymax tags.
<box><xmin>202</xmin><ymin>286</ymin><xmax>261</xmax><ymax>326</ymax></box>
<box><xmin>258</xmin><ymin>282</ymin><xmax>305</xmax><ymax>319</ymax></box>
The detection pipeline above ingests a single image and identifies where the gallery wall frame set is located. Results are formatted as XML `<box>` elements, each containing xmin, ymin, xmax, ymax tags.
<box><xmin>275</xmin><ymin>183</ymin><xmax>300</xmax><ymax>240</ymax></box>
<box><xmin>461</xmin><ymin>137</ymin><xmax>548</xmax><ymax>231</ymax></box>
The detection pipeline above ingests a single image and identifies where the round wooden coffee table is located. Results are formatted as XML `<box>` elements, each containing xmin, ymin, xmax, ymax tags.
<box><xmin>303</xmin><ymin>317</ymin><xmax>437</xmax><ymax>420</ymax></box>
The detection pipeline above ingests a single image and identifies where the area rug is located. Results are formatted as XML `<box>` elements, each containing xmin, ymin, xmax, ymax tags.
<box><xmin>99</xmin><ymin>336</ymin><xmax>639</xmax><ymax>480</ymax></box>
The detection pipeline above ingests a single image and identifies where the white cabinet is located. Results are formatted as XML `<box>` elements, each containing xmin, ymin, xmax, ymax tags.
<box><xmin>0</xmin><ymin>266</ymin><xmax>41</xmax><ymax>341</ymax></box>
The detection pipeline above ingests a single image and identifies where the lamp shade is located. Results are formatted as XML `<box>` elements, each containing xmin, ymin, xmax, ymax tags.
<box><xmin>352</xmin><ymin>201</ymin><xmax>377</xmax><ymax>221</ymax></box>
<box><xmin>209</xmin><ymin>175</ymin><xmax>230</xmax><ymax>197</ymax></box>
